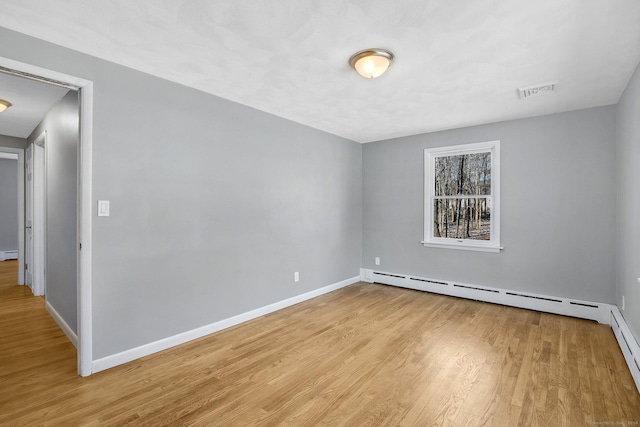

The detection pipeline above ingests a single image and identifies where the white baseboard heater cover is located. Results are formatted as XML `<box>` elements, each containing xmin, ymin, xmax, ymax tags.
<box><xmin>0</xmin><ymin>250</ymin><xmax>18</xmax><ymax>261</ymax></box>
<box><xmin>360</xmin><ymin>268</ymin><xmax>639</xmax><ymax>393</ymax></box>
<box><xmin>361</xmin><ymin>268</ymin><xmax>611</xmax><ymax>324</ymax></box>
<box><xmin>611</xmin><ymin>307</ymin><xmax>640</xmax><ymax>393</ymax></box>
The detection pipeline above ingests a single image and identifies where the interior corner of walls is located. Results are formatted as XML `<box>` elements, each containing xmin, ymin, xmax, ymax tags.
<box><xmin>596</xmin><ymin>303</ymin><xmax>616</xmax><ymax>325</ymax></box>
<box><xmin>360</xmin><ymin>268</ymin><xmax>374</xmax><ymax>283</ymax></box>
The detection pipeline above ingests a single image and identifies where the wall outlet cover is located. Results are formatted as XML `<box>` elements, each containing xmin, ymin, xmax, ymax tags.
<box><xmin>97</xmin><ymin>200</ymin><xmax>110</xmax><ymax>217</ymax></box>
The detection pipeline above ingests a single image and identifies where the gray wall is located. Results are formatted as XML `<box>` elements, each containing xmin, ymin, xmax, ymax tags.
<box><xmin>363</xmin><ymin>107</ymin><xmax>616</xmax><ymax>303</ymax></box>
<box><xmin>0</xmin><ymin>27</ymin><xmax>362</xmax><ymax>359</ymax></box>
<box><xmin>616</xmin><ymin>61</ymin><xmax>640</xmax><ymax>342</ymax></box>
<box><xmin>28</xmin><ymin>90</ymin><xmax>79</xmax><ymax>334</ymax></box>
<box><xmin>0</xmin><ymin>157</ymin><xmax>18</xmax><ymax>252</ymax></box>
<box><xmin>0</xmin><ymin>135</ymin><xmax>27</xmax><ymax>149</ymax></box>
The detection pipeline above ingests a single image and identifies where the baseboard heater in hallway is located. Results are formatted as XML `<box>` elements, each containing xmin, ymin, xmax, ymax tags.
<box><xmin>0</xmin><ymin>250</ymin><xmax>18</xmax><ymax>261</ymax></box>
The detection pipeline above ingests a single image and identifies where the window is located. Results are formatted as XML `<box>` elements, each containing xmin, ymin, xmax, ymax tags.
<box><xmin>423</xmin><ymin>140</ymin><xmax>501</xmax><ymax>252</ymax></box>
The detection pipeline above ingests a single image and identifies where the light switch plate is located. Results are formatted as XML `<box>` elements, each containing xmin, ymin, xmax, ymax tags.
<box><xmin>97</xmin><ymin>200</ymin><xmax>110</xmax><ymax>217</ymax></box>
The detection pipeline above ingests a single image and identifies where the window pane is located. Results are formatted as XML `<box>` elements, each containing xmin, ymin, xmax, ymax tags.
<box><xmin>434</xmin><ymin>152</ymin><xmax>491</xmax><ymax>196</ymax></box>
<box><xmin>433</xmin><ymin>198</ymin><xmax>491</xmax><ymax>240</ymax></box>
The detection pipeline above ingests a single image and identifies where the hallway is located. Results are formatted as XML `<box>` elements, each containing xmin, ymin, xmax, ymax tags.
<box><xmin>0</xmin><ymin>260</ymin><xmax>77</xmax><ymax>408</ymax></box>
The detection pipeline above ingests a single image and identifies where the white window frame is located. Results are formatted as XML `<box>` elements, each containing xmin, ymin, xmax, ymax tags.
<box><xmin>423</xmin><ymin>140</ymin><xmax>501</xmax><ymax>253</ymax></box>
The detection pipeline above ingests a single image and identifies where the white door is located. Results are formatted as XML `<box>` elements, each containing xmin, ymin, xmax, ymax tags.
<box><xmin>25</xmin><ymin>145</ymin><xmax>33</xmax><ymax>289</ymax></box>
<box><xmin>26</xmin><ymin>134</ymin><xmax>46</xmax><ymax>297</ymax></box>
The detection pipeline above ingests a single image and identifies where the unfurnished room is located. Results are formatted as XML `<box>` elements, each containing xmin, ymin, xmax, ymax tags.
<box><xmin>0</xmin><ymin>1</ymin><xmax>639</xmax><ymax>425</ymax></box>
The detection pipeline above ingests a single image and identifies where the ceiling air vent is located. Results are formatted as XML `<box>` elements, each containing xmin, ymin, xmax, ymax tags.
<box><xmin>518</xmin><ymin>81</ymin><xmax>558</xmax><ymax>99</ymax></box>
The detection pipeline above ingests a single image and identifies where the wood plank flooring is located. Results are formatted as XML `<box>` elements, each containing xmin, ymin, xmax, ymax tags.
<box><xmin>0</xmin><ymin>259</ymin><xmax>639</xmax><ymax>426</ymax></box>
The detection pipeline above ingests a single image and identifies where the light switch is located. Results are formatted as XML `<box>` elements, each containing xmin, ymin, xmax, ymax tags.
<box><xmin>97</xmin><ymin>200</ymin><xmax>110</xmax><ymax>217</ymax></box>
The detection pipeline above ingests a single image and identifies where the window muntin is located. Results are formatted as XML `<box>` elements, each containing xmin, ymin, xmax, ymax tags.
<box><xmin>424</xmin><ymin>141</ymin><xmax>501</xmax><ymax>252</ymax></box>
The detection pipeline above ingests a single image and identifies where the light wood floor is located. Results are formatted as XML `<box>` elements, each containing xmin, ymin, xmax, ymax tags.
<box><xmin>0</xmin><ymin>260</ymin><xmax>638</xmax><ymax>426</ymax></box>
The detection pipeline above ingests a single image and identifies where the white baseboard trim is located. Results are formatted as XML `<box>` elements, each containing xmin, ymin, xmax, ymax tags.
<box><xmin>45</xmin><ymin>301</ymin><xmax>78</xmax><ymax>348</ymax></box>
<box><xmin>92</xmin><ymin>275</ymin><xmax>360</xmax><ymax>374</ymax></box>
<box><xmin>361</xmin><ymin>268</ymin><xmax>613</xmax><ymax>324</ymax></box>
<box><xmin>610</xmin><ymin>307</ymin><xmax>640</xmax><ymax>393</ymax></box>
<box><xmin>0</xmin><ymin>250</ymin><xmax>18</xmax><ymax>261</ymax></box>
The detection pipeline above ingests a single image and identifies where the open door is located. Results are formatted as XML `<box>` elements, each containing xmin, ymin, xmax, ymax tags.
<box><xmin>26</xmin><ymin>133</ymin><xmax>46</xmax><ymax>297</ymax></box>
<box><xmin>25</xmin><ymin>144</ymin><xmax>33</xmax><ymax>290</ymax></box>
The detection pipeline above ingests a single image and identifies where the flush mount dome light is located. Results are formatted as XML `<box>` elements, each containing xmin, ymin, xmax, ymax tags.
<box><xmin>349</xmin><ymin>48</ymin><xmax>394</xmax><ymax>79</ymax></box>
<box><xmin>0</xmin><ymin>99</ymin><xmax>11</xmax><ymax>113</ymax></box>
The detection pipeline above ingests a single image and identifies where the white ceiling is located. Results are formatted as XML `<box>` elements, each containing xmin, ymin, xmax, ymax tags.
<box><xmin>0</xmin><ymin>0</ymin><xmax>638</xmax><ymax>143</ymax></box>
<box><xmin>0</xmin><ymin>72</ymin><xmax>69</xmax><ymax>138</ymax></box>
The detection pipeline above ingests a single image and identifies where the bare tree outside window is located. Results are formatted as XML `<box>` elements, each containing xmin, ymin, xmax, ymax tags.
<box><xmin>433</xmin><ymin>152</ymin><xmax>491</xmax><ymax>240</ymax></box>
<box><xmin>424</xmin><ymin>140</ymin><xmax>501</xmax><ymax>252</ymax></box>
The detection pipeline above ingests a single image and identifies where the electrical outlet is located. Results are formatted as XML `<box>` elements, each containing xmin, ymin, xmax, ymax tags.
<box><xmin>622</xmin><ymin>295</ymin><xmax>625</xmax><ymax>311</ymax></box>
<box><xmin>375</xmin><ymin>257</ymin><xmax>380</xmax><ymax>266</ymax></box>
<box><xmin>294</xmin><ymin>272</ymin><xmax>299</xmax><ymax>283</ymax></box>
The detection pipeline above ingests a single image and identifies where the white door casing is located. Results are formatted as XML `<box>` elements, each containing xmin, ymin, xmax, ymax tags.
<box><xmin>0</xmin><ymin>56</ymin><xmax>94</xmax><ymax>376</ymax></box>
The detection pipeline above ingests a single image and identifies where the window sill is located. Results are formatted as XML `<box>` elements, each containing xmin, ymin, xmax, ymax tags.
<box><xmin>420</xmin><ymin>241</ymin><xmax>503</xmax><ymax>253</ymax></box>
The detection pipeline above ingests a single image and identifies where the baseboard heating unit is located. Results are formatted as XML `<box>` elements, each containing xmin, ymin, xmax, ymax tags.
<box><xmin>0</xmin><ymin>250</ymin><xmax>18</xmax><ymax>261</ymax></box>
<box><xmin>611</xmin><ymin>307</ymin><xmax>640</xmax><ymax>393</ymax></box>
<box><xmin>360</xmin><ymin>268</ymin><xmax>639</xmax><ymax>393</ymax></box>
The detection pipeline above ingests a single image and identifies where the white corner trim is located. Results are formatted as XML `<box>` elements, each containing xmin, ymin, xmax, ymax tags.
<box><xmin>363</xmin><ymin>268</ymin><xmax>613</xmax><ymax>324</ymax></box>
<box><xmin>360</xmin><ymin>268</ymin><xmax>374</xmax><ymax>283</ymax></box>
<box><xmin>46</xmin><ymin>301</ymin><xmax>78</xmax><ymax>348</ymax></box>
<box><xmin>92</xmin><ymin>275</ymin><xmax>360</xmax><ymax>373</ymax></box>
<box><xmin>610</xmin><ymin>307</ymin><xmax>640</xmax><ymax>393</ymax></box>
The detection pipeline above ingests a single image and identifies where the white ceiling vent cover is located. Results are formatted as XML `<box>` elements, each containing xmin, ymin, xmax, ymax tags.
<box><xmin>518</xmin><ymin>81</ymin><xmax>559</xmax><ymax>99</ymax></box>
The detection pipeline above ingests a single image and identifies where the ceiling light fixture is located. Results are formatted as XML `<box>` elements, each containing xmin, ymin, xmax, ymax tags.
<box><xmin>349</xmin><ymin>49</ymin><xmax>394</xmax><ymax>79</ymax></box>
<box><xmin>0</xmin><ymin>99</ymin><xmax>11</xmax><ymax>113</ymax></box>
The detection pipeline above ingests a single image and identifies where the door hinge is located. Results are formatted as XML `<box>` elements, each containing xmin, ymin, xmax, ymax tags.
<box><xmin>79</xmin><ymin>243</ymin><xmax>82</xmax><ymax>250</ymax></box>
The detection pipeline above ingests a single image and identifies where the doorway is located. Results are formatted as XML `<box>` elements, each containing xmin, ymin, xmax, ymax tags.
<box><xmin>0</xmin><ymin>57</ymin><xmax>93</xmax><ymax>376</ymax></box>
<box><xmin>0</xmin><ymin>147</ymin><xmax>24</xmax><ymax>284</ymax></box>
<box><xmin>25</xmin><ymin>134</ymin><xmax>46</xmax><ymax>296</ymax></box>
<box><xmin>0</xmin><ymin>150</ymin><xmax>21</xmax><ymax>268</ymax></box>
